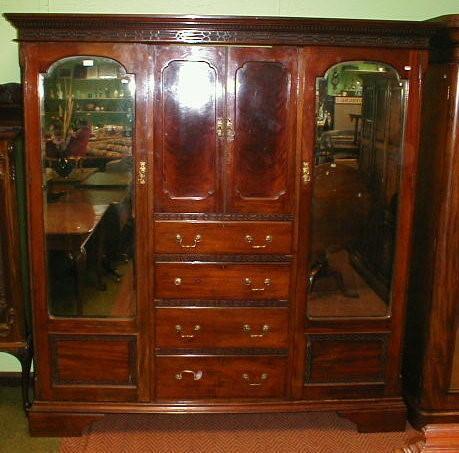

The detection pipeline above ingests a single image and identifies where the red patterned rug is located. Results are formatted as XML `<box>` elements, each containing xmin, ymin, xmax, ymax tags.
<box><xmin>60</xmin><ymin>412</ymin><xmax>422</xmax><ymax>453</ymax></box>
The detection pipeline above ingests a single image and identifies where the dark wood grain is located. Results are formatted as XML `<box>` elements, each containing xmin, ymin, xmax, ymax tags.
<box><xmin>156</xmin><ymin>355</ymin><xmax>287</xmax><ymax>400</ymax></box>
<box><xmin>0</xmin><ymin>125</ymin><xmax>31</xmax><ymax>410</ymax></box>
<box><xmin>50</xmin><ymin>335</ymin><xmax>136</xmax><ymax>386</ymax></box>
<box><xmin>304</xmin><ymin>334</ymin><xmax>387</xmax><ymax>384</ymax></box>
<box><xmin>155</xmin><ymin>307</ymin><xmax>289</xmax><ymax>349</ymax></box>
<box><xmin>226</xmin><ymin>47</ymin><xmax>297</xmax><ymax>214</ymax></box>
<box><xmin>19</xmin><ymin>42</ymin><xmax>152</xmax><ymax>404</ymax></box>
<box><xmin>155</xmin><ymin>263</ymin><xmax>291</xmax><ymax>300</ymax></box>
<box><xmin>153</xmin><ymin>46</ymin><xmax>225</xmax><ymax>213</ymax></box>
<box><xmin>4</xmin><ymin>14</ymin><xmax>439</xmax><ymax>48</ymax></box>
<box><xmin>154</xmin><ymin>221</ymin><xmax>292</xmax><ymax>254</ymax></box>
<box><xmin>6</xmin><ymin>13</ymin><xmax>438</xmax><ymax>436</ymax></box>
<box><xmin>404</xmin><ymin>15</ymin><xmax>459</xmax><ymax>426</ymax></box>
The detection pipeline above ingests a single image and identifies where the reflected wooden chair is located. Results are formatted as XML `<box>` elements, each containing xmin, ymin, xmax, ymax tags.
<box><xmin>309</xmin><ymin>160</ymin><xmax>372</xmax><ymax>297</ymax></box>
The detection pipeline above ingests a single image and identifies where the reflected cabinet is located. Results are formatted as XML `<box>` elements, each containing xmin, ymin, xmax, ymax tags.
<box><xmin>5</xmin><ymin>14</ymin><xmax>436</xmax><ymax>436</ymax></box>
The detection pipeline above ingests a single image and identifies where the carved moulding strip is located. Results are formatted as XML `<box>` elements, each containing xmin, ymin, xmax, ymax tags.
<box><xmin>154</xmin><ymin>254</ymin><xmax>293</xmax><ymax>263</ymax></box>
<box><xmin>155</xmin><ymin>348</ymin><xmax>288</xmax><ymax>356</ymax></box>
<box><xmin>4</xmin><ymin>14</ymin><xmax>438</xmax><ymax>49</ymax></box>
<box><xmin>154</xmin><ymin>212</ymin><xmax>294</xmax><ymax>221</ymax></box>
<box><xmin>155</xmin><ymin>299</ymin><xmax>289</xmax><ymax>307</ymax></box>
<box><xmin>304</xmin><ymin>333</ymin><xmax>388</xmax><ymax>384</ymax></box>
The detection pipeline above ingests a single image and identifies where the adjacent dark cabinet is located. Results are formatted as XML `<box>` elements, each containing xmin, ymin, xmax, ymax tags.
<box><xmin>0</xmin><ymin>84</ymin><xmax>31</xmax><ymax>409</ymax></box>
<box><xmin>404</xmin><ymin>14</ymin><xmax>459</xmax><ymax>427</ymax></box>
<box><xmin>4</xmin><ymin>13</ymin><xmax>436</xmax><ymax>436</ymax></box>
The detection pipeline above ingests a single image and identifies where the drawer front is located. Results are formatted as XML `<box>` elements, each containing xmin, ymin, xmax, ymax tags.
<box><xmin>154</xmin><ymin>221</ymin><xmax>292</xmax><ymax>254</ymax></box>
<box><xmin>155</xmin><ymin>263</ymin><xmax>290</xmax><ymax>300</ymax></box>
<box><xmin>156</xmin><ymin>356</ymin><xmax>287</xmax><ymax>399</ymax></box>
<box><xmin>155</xmin><ymin>307</ymin><xmax>289</xmax><ymax>349</ymax></box>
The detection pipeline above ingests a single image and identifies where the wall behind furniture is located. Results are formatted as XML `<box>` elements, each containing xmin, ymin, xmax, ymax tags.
<box><xmin>0</xmin><ymin>0</ymin><xmax>457</xmax><ymax>371</ymax></box>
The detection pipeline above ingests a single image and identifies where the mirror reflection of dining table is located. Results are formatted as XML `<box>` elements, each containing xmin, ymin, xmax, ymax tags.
<box><xmin>45</xmin><ymin>169</ymin><xmax>131</xmax><ymax>314</ymax></box>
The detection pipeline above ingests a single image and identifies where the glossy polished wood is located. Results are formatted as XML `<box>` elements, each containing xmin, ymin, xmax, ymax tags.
<box><xmin>0</xmin><ymin>126</ymin><xmax>31</xmax><ymax>410</ymax></box>
<box><xmin>4</xmin><ymin>13</ymin><xmax>436</xmax><ymax>436</ymax></box>
<box><xmin>226</xmin><ymin>47</ymin><xmax>297</xmax><ymax>214</ymax></box>
<box><xmin>153</xmin><ymin>46</ymin><xmax>224</xmax><ymax>213</ymax></box>
<box><xmin>404</xmin><ymin>15</ymin><xmax>459</xmax><ymax>427</ymax></box>
<box><xmin>18</xmin><ymin>42</ymin><xmax>152</xmax><ymax>406</ymax></box>
<box><xmin>155</xmin><ymin>307</ymin><xmax>289</xmax><ymax>349</ymax></box>
<box><xmin>154</xmin><ymin>221</ymin><xmax>293</xmax><ymax>254</ymax></box>
<box><xmin>155</xmin><ymin>263</ymin><xmax>291</xmax><ymax>300</ymax></box>
<box><xmin>156</xmin><ymin>355</ymin><xmax>287</xmax><ymax>399</ymax></box>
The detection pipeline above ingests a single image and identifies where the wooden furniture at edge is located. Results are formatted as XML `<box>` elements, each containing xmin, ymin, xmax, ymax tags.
<box><xmin>404</xmin><ymin>14</ymin><xmax>459</xmax><ymax>428</ymax></box>
<box><xmin>0</xmin><ymin>83</ymin><xmax>32</xmax><ymax>410</ymax></box>
<box><xmin>4</xmin><ymin>13</ymin><xmax>436</xmax><ymax>436</ymax></box>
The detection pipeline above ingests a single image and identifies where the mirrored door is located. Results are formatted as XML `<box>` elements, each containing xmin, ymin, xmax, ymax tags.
<box><xmin>40</xmin><ymin>56</ymin><xmax>136</xmax><ymax>318</ymax></box>
<box><xmin>308</xmin><ymin>61</ymin><xmax>407</xmax><ymax>319</ymax></box>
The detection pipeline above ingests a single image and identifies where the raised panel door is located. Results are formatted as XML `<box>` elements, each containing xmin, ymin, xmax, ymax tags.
<box><xmin>153</xmin><ymin>46</ymin><xmax>225</xmax><ymax>213</ymax></box>
<box><xmin>225</xmin><ymin>47</ymin><xmax>298</xmax><ymax>215</ymax></box>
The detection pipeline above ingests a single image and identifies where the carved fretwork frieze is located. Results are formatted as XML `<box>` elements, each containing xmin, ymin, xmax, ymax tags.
<box><xmin>155</xmin><ymin>299</ymin><xmax>289</xmax><ymax>308</ymax></box>
<box><xmin>154</xmin><ymin>254</ymin><xmax>292</xmax><ymax>263</ymax></box>
<box><xmin>4</xmin><ymin>14</ymin><xmax>438</xmax><ymax>49</ymax></box>
<box><xmin>154</xmin><ymin>212</ymin><xmax>294</xmax><ymax>221</ymax></box>
<box><xmin>155</xmin><ymin>347</ymin><xmax>288</xmax><ymax>356</ymax></box>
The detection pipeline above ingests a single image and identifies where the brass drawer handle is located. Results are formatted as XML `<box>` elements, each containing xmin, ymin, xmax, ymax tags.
<box><xmin>302</xmin><ymin>161</ymin><xmax>311</xmax><ymax>185</ymax></box>
<box><xmin>217</xmin><ymin>118</ymin><xmax>224</xmax><ymax>138</ymax></box>
<box><xmin>175</xmin><ymin>324</ymin><xmax>201</xmax><ymax>338</ymax></box>
<box><xmin>176</xmin><ymin>233</ymin><xmax>202</xmax><ymax>248</ymax></box>
<box><xmin>226</xmin><ymin>118</ymin><xmax>235</xmax><ymax>141</ymax></box>
<box><xmin>175</xmin><ymin>370</ymin><xmax>203</xmax><ymax>381</ymax></box>
<box><xmin>245</xmin><ymin>234</ymin><xmax>272</xmax><ymax>249</ymax></box>
<box><xmin>242</xmin><ymin>324</ymin><xmax>270</xmax><ymax>338</ymax></box>
<box><xmin>242</xmin><ymin>372</ymin><xmax>268</xmax><ymax>386</ymax></box>
<box><xmin>138</xmin><ymin>161</ymin><xmax>147</xmax><ymax>185</ymax></box>
<box><xmin>174</xmin><ymin>277</ymin><xmax>182</xmax><ymax>286</ymax></box>
<box><xmin>243</xmin><ymin>277</ymin><xmax>271</xmax><ymax>292</ymax></box>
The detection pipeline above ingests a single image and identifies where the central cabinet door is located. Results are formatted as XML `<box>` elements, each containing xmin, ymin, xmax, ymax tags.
<box><xmin>225</xmin><ymin>47</ymin><xmax>297</xmax><ymax>214</ymax></box>
<box><xmin>153</xmin><ymin>46</ymin><xmax>225</xmax><ymax>213</ymax></box>
<box><xmin>153</xmin><ymin>46</ymin><xmax>298</xmax><ymax>214</ymax></box>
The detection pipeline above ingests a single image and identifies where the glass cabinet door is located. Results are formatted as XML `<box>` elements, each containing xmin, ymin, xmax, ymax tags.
<box><xmin>40</xmin><ymin>56</ymin><xmax>136</xmax><ymax>318</ymax></box>
<box><xmin>308</xmin><ymin>61</ymin><xmax>407</xmax><ymax>319</ymax></box>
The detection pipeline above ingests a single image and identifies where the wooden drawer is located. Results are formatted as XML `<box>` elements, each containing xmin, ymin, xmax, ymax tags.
<box><xmin>156</xmin><ymin>356</ymin><xmax>287</xmax><ymax>399</ymax></box>
<box><xmin>154</xmin><ymin>221</ymin><xmax>292</xmax><ymax>254</ymax></box>
<box><xmin>155</xmin><ymin>307</ymin><xmax>289</xmax><ymax>349</ymax></box>
<box><xmin>155</xmin><ymin>263</ymin><xmax>290</xmax><ymax>300</ymax></box>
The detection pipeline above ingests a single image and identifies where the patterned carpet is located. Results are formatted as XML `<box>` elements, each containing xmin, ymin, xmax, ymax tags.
<box><xmin>60</xmin><ymin>412</ymin><xmax>422</xmax><ymax>453</ymax></box>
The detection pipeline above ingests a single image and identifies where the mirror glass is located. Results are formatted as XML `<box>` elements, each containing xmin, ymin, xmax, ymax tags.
<box><xmin>40</xmin><ymin>56</ymin><xmax>136</xmax><ymax>318</ymax></box>
<box><xmin>308</xmin><ymin>61</ymin><xmax>406</xmax><ymax>319</ymax></box>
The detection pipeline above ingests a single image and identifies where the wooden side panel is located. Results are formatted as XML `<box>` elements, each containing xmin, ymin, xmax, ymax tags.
<box><xmin>51</xmin><ymin>336</ymin><xmax>136</xmax><ymax>385</ymax></box>
<box><xmin>226</xmin><ymin>47</ymin><xmax>297</xmax><ymax>214</ymax></box>
<box><xmin>153</xmin><ymin>46</ymin><xmax>225</xmax><ymax>213</ymax></box>
<box><xmin>304</xmin><ymin>334</ymin><xmax>388</xmax><ymax>384</ymax></box>
<box><xmin>49</xmin><ymin>335</ymin><xmax>138</xmax><ymax>402</ymax></box>
<box><xmin>0</xmin><ymin>134</ymin><xmax>25</xmax><ymax>344</ymax></box>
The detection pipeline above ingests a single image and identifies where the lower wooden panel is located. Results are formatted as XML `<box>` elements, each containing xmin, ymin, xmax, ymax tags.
<box><xmin>304</xmin><ymin>333</ymin><xmax>388</xmax><ymax>385</ymax></box>
<box><xmin>49</xmin><ymin>334</ymin><xmax>138</xmax><ymax>402</ymax></box>
<box><xmin>156</xmin><ymin>355</ymin><xmax>287</xmax><ymax>400</ymax></box>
